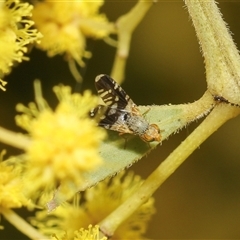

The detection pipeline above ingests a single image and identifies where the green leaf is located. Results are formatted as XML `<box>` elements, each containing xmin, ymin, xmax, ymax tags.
<box><xmin>79</xmin><ymin>103</ymin><xmax>211</xmax><ymax>190</ymax></box>
<box><xmin>47</xmin><ymin>92</ymin><xmax>214</xmax><ymax>210</ymax></box>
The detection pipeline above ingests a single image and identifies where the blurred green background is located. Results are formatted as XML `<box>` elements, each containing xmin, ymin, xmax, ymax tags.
<box><xmin>1</xmin><ymin>1</ymin><xmax>240</xmax><ymax>239</ymax></box>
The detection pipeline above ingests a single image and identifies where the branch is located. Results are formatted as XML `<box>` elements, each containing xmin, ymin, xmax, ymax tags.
<box><xmin>99</xmin><ymin>103</ymin><xmax>240</xmax><ymax>237</ymax></box>
<box><xmin>111</xmin><ymin>0</ymin><xmax>154</xmax><ymax>83</ymax></box>
<box><xmin>0</xmin><ymin>127</ymin><xmax>30</xmax><ymax>150</ymax></box>
<box><xmin>185</xmin><ymin>0</ymin><xmax>240</xmax><ymax>105</ymax></box>
<box><xmin>0</xmin><ymin>208</ymin><xmax>48</xmax><ymax>240</ymax></box>
<box><xmin>99</xmin><ymin>0</ymin><xmax>240</xmax><ymax>236</ymax></box>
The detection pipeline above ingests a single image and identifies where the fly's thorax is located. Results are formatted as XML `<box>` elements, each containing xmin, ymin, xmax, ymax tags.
<box><xmin>126</xmin><ymin>115</ymin><xmax>149</xmax><ymax>135</ymax></box>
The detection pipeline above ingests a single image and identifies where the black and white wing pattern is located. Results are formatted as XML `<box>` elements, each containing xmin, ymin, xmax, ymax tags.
<box><xmin>90</xmin><ymin>74</ymin><xmax>161</xmax><ymax>142</ymax></box>
<box><xmin>94</xmin><ymin>74</ymin><xmax>138</xmax><ymax>114</ymax></box>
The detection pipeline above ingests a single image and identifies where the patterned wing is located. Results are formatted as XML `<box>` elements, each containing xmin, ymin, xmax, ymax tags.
<box><xmin>95</xmin><ymin>74</ymin><xmax>137</xmax><ymax>112</ymax></box>
<box><xmin>91</xmin><ymin>74</ymin><xmax>161</xmax><ymax>142</ymax></box>
<box><xmin>90</xmin><ymin>105</ymin><xmax>133</xmax><ymax>134</ymax></box>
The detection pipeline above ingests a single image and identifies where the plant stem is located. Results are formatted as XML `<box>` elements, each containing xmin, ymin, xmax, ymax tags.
<box><xmin>99</xmin><ymin>103</ymin><xmax>240</xmax><ymax>237</ymax></box>
<box><xmin>111</xmin><ymin>0</ymin><xmax>153</xmax><ymax>83</ymax></box>
<box><xmin>0</xmin><ymin>127</ymin><xmax>30</xmax><ymax>150</ymax></box>
<box><xmin>0</xmin><ymin>208</ymin><xmax>48</xmax><ymax>240</ymax></box>
<box><xmin>185</xmin><ymin>0</ymin><xmax>240</xmax><ymax>105</ymax></box>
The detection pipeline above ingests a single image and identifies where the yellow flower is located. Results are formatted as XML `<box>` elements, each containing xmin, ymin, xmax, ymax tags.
<box><xmin>15</xmin><ymin>85</ymin><xmax>106</xmax><ymax>200</ymax></box>
<box><xmin>0</xmin><ymin>0</ymin><xmax>42</xmax><ymax>91</ymax></box>
<box><xmin>32</xmin><ymin>0</ymin><xmax>113</xmax><ymax>66</ymax></box>
<box><xmin>31</xmin><ymin>171</ymin><xmax>156</xmax><ymax>239</ymax></box>
<box><xmin>51</xmin><ymin>225</ymin><xmax>107</xmax><ymax>240</ymax></box>
<box><xmin>0</xmin><ymin>157</ymin><xmax>29</xmax><ymax>209</ymax></box>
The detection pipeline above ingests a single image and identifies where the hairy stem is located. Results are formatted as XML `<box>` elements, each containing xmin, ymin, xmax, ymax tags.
<box><xmin>185</xmin><ymin>0</ymin><xmax>240</xmax><ymax>105</ymax></box>
<box><xmin>100</xmin><ymin>103</ymin><xmax>240</xmax><ymax>236</ymax></box>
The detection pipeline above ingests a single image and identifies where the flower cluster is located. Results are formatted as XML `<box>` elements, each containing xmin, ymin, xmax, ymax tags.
<box><xmin>0</xmin><ymin>155</ymin><xmax>29</xmax><ymax>209</ymax></box>
<box><xmin>32</xmin><ymin>0</ymin><xmax>113</xmax><ymax>67</ymax></box>
<box><xmin>51</xmin><ymin>225</ymin><xmax>107</xmax><ymax>240</ymax></box>
<box><xmin>0</xmin><ymin>0</ymin><xmax>42</xmax><ymax>90</ymax></box>
<box><xmin>15</xmin><ymin>85</ymin><xmax>106</xmax><ymax>200</ymax></box>
<box><xmin>31</xmin><ymin>171</ymin><xmax>155</xmax><ymax>240</ymax></box>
